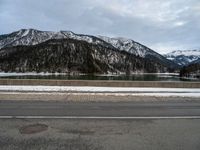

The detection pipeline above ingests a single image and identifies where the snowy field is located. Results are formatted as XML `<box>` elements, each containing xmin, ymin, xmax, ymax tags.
<box><xmin>0</xmin><ymin>72</ymin><xmax>69</xmax><ymax>77</ymax></box>
<box><xmin>0</xmin><ymin>86</ymin><xmax>200</xmax><ymax>97</ymax></box>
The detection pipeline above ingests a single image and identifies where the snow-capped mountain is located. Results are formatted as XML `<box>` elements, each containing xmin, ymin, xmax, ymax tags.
<box><xmin>0</xmin><ymin>29</ymin><xmax>65</xmax><ymax>49</ymax></box>
<box><xmin>0</xmin><ymin>29</ymin><xmax>113</xmax><ymax>49</ymax></box>
<box><xmin>98</xmin><ymin>36</ymin><xmax>148</xmax><ymax>58</ymax></box>
<box><xmin>0</xmin><ymin>38</ymin><xmax>171</xmax><ymax>73</ymax></box>
<box><xmin>98</xmin><ymin>36</ymin><xmax>179</xmax><ymax>69</ymax></box>
<box><xmin>164</xmin><ymin>50</ymin><xmax>200</xmax><ymax>66</ymax></box>
<box><xmin>0</xmin><ymin>29</ymin><xmax>179</xmax><ymax>73</ymax></box>
<box><xmin>98</xmin><ymin>36</ymin><xmax>154</xmax><ymax>57</ymax></box>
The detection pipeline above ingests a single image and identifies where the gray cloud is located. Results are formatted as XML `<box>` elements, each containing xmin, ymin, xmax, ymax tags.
<box><xmin>0</xmin><ymin>0</ymin><xmax>200</xmax><ymax>54</ymax></box>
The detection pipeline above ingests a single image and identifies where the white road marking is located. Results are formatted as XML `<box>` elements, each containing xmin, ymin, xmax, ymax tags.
<box><xmin>0</xmin><ymin>116</ymin><xmax>200</xmax><ymax>119</ymax></box>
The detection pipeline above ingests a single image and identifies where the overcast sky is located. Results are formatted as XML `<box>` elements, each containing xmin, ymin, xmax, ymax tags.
<box><xmin>0</xmin><ymin>0</ymin><xmax>200</xmax><ymax>54</ymax></box>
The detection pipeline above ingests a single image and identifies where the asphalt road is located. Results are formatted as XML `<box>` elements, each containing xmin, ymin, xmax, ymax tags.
<box><xmin>0</xmin><ymin>100</ymin><xmax>200</xmax><ymax>150</ymax></box>
<box><xmin>0</xmin><ymin>100</ymin><xmax>200</xmax><ymax>117</ymax></box>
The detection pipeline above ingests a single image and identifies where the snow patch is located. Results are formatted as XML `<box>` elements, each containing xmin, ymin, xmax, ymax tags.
<box><xmin>21</xmin><ymin>29</ymin><xmax>30</xmax><ymax>37</ymax></box>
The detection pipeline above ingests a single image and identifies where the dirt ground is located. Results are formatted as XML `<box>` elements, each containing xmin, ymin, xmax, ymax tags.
<box><xmin>0</xmin><ymin>92</ymin><xmax>199</xmax><ymax>102</ymax></box>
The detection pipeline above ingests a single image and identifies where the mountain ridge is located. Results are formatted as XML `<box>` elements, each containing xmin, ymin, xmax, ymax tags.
<box><xmin>0</xmin><ymin>38</ymin><xmax>170</xmax><ymax>73</ymax></box>
<box><xmin>164</xmin><ymin>50</ymin><xmax>200</xmax><ymax>66</ymax></box>
<box><xmin>0</xmin><ymin>29</ymin><xmax>179</xmax><ymax>73</ymax></box>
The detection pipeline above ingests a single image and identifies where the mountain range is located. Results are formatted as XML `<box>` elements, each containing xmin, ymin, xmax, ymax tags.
<box><xmin>164</xmin><ymin>50</ymin><xmax>200</xmax><ymax>66</ymax></box>
<box><xmin>0</xmin><ymin>29</ymin><xmax>180</xmax><ymax>73</ymax></box>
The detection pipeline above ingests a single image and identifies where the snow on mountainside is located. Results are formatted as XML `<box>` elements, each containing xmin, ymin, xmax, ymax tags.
<box><xmin>0</xmin><ymin>29</ymin><xmax>167</xmax><ymax>59</ymax></box>
<box><xmin>193</xmin><ymin>58</ymin><xmax>200</xmax><ymax>64</ymax></box>
<box><xmin>98</xmin><ymin>35</ymin><xmax>179</xmax><ymax>69</ymax></box>
<box><xmin>0</xmin><ymin>29</ymin><xmax>179</xmax><ymax>70</ymax></box>
<box><xmin>0</xmin><ymin>29</ymin><xmax>65</xmax><ymax>49</ymax></box>
<box><xmin>98</xmin><ymin>36</ymin><xmax>155</xmax><ymax>57</ymax></box>
<box><xmin>0</xmin><ymin>29</ymin><xmax>113</xmax><ymax>49</ymax></box>
<box><xmin>1</xmin><ymin>29</ymin><xmax>165</xmax><ymax>58</ymax></box>
<box><xmin>0</xmin><ymin>39</ymin><xmax>171</xmax><ymax>73</ymax></box>
<box><xmin>164</xmin><ymin>50</ymin><xmax>200</xmax><ymax>66</ymax></box>
<box><xmin>166</xmin><ymin>50</ymin><xmax>200</xmax><ymax>57</ymax></box>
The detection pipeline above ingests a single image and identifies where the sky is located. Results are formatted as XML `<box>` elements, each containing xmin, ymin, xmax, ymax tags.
<box><xmin>0</xmin><ymin>0</ymin><xmax>200</xmax><ymax>54</ymax></box>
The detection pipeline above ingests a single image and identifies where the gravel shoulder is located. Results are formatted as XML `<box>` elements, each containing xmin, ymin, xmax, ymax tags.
<box><xmin>0</xmin><ymin>92</ymin><xmax>200</xmax><ymax>102</ymax></box>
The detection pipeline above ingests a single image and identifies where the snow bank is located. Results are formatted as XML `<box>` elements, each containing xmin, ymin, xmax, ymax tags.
<box><xmin>0</xmin><ymin>86</ymin><xmax>200</xmax><ymax>97</ymax></box>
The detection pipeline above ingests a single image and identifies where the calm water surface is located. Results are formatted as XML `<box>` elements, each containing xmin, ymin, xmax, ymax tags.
<box><xmin>0</xmin><ymin>73</ymin><xmax>199</xmax><ymax>81</ymax></box>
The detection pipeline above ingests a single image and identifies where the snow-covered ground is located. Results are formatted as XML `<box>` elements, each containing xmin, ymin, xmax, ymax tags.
<box><xmin>0</xmin><ymin>86</ymin><xmax>200</xmax><ymax>97</ymax></box>
<box><xmin>0</xmin><ymin>72</ymin><xmax>69</xmax><ymax>77</ymax></box>
<box><xmin>0</xmin><ymin>72</ymin><xmax>179</xmax><ymax>77</ymax></box>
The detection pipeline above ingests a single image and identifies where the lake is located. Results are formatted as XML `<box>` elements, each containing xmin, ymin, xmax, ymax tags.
<box><xmin>0</xmin><ymin>73</ymin><xmax>199</xmax><ymax>81</ymax></box>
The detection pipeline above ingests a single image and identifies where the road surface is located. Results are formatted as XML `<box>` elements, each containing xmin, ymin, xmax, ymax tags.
<box><xmin>0</xmin><ymin>100</ymin><xmax>200</xmax><ymax>150</ymax></box>
<box><xmin>0</xmin><ymin>100</ymin><xmax>200</xmax><ymax>118</ymax></box>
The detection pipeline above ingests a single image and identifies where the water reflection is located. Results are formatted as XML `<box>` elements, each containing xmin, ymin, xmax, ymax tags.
<box><xmin>0</xmin><ymin>73</ymin><xmax>199</xmax><ymax>81</ymax></box>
